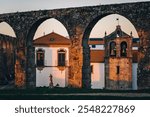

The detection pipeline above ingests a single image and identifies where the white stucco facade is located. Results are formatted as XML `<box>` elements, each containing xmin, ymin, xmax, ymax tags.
<box><xmin>35</xmin><ymin>44</ymin><xmax>138</xmax><ymax>89</ymax></box>
<box><xmin>35</xmin><ymin>47</ymin><xmax>69</xmax><ymax>66</ymax></box>
<box><xmin>132</xmin><ymin>63</ymin><xmax>138</xmax><ymax>90</ymax></box>
<box><xmin>89</xmin><ymin>45</ymin><xmax>104</xmax><ymax>50</ymax></box>
<box><xmin>91</xmin><ymin>63</ymin><xmax>138</xmax><ymax>90</ymax></box>
<box><xmin>35</xmin><ymin>47</ymin><xmax>69</xmax><ymax>87</ymax></box>
<box><xmin>91</xmin><ymin>63</ymin><xmax>105</xmax><ymax>89</ymax></box>
<box><xmin>36</xmin><ymin>67</ymin><xmax>68</xmax><ymax>87</ymax></box>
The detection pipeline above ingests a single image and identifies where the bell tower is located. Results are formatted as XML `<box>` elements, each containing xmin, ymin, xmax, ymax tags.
<box><xmin>105</xmin><ymin>25</ymin><xmax>132</xmax><ymax>90</ymax></box>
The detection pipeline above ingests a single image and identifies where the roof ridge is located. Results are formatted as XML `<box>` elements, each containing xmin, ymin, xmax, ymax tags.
<box><xmin>33</xmin><ymin>32</ymin><xmax>69</xmax><ymax>42</ymax></box>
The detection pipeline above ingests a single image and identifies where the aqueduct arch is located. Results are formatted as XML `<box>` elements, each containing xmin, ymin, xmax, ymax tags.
<box><xmin>0</xmin><ymin>1</ymin><xmax>149</xmax><ymax>89</ymax></box>
<box><xmin>26</xmin><ymin>17</ymin><xmax>70</xmax><ymax>87</ymax></box>
<box><xmin>82</xmin><ymin>13</ymin><xmax>140</xmax><ymax>88</ymax></box>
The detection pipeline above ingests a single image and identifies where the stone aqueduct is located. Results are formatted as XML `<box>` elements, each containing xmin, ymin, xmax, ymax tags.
<box><xmin>0</xmin><ymin>1</ymin><xmax>150</xmax><ymax>89</ymax></box>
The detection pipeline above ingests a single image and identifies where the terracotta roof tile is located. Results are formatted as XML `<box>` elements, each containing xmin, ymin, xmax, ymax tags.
<box><xmin>90</xmin><ymin>50</ymin><xmax>138</xmax><ymax>63</ymax></box>
<box><xmin>88</xmin><ymin>40</ymin><xmax>104</xmax><ymax>45</ymax></box>
<box><xmin>33</xmin><ymin>32</ymin><xmax>71</xmax><ymax>46</ymax></box>
<box><xmin>90</xmin><ymin>50</ymin><xmax>104</xmax><ymax>63</ymax></box>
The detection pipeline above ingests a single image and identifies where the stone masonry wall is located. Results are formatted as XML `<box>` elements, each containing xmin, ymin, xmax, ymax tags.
<box><xmin>0</xmin><ymin>34</ymin><xmax>15</xmax><ymax>85</ymax></box>
<box><xmin>107</xmin><ymin>58</ymin><xmax>132</xmax><ymax>90</ymax></box>
<box><xmin>68</xmin><ymin>26</ymin><xmax>83</xmax><ymax>88</ymax></box>
<box><xmin>0</xmin><ymin>1</ymin><xmax>150</xmax><ymax>89</ymax></box>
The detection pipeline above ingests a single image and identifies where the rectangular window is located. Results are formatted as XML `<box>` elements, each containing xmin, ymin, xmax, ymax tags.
<box><xmin>116</xmin><ymin>66</ymin><xmax>120</xmax><ymax>74</ymax></box>
<box><xmin>58</xmin><ymin>53</ymin><xmax>65</xmax><ymax>66</ymax></box>
<box><xmin>92</xmin><ymin>45</ymin><xmax>96</xmax><ymax>48</ymax></box>
<box><xmin>36</xmin><ymin>52</ymin><xmax>44</xmax><ymax>67</ymax></box>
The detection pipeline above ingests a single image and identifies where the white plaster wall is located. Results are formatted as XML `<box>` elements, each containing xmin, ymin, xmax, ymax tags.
<box><xmin>35</xmin><ymin>47</ymin><xmax>69</xmax><ymax>87</ymax></box>
<box><xmin>35</xmin><ymin>47</ymin><xmax>69</xmax><ymax>66</ymax></box>
<box><xmin>36</xmin><ymin>67</ymin><xmax>68</xmax><ymax>87</ymax></box>
<box><xmin>132</xmin><ymin>47</ymin><xmax>138</xmax><ymax>50</ymax></box>
<box><xmin>89</xmin><ymin>45</ymin><xmax>104</xmax><ymax>50</ymax></box>
<box><xmin>132</xmin><ymin>63</ymin><xmax>138</xmax><ymax>90</ymax></box>
<box><xmin>91</xmin><ymin>63</ymin><xmax>105</xmax><ymax>89</ymax></box>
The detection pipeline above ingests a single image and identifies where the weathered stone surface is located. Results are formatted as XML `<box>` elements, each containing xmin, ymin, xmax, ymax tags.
<box><xmin>82</xmin><ymin>47</ymin><xmax>91</xmax><ymax>88</ymax></box>
<box><xmin>0</xmin><ymin>34</ymin><xmax>15</xmax><ymax>85</ymax></box>
<box><xmin>68</xmin><ymin>26</ymin><xmax>83</xmax><ymax>88</ymax></box>
<box><xmin>105</xmin><ymin>35</ymin><xmax>133</xmax><ymax>90</ymax></box>
<box><xmin>0</xmin><ymin>1</ymin><xmax>150</xmax><ymax>89</ymax></box>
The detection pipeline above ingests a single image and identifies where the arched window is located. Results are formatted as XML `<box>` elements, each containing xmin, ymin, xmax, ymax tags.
<box><xmin>36</xmin><ymin>49</ymin><xmax>45</xmax><ymax>67</ymax></box>
<box><xmin>120</xmin><ymin>42</ymin><xmax>127</xmax><ymax>57</ymax></box>
<box><xmin>109</xmin><ymin>41</ymin><xmax>116</xmax><ymax>57</ymax></box>
<box><xmin>58</xmin><ymin>49</ymin><xmax>66</xmax><ymax>66</ymax></box>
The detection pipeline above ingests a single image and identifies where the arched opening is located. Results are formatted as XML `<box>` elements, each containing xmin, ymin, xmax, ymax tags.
<box><xmin>27</xmin><ymin>18</ymin><xmax>70</xmax><ymax>88</ymax></box>
<box><xmin>0</xmin><ymin>22</ymin><xmax>16</xmax><ymax>37</ymax></box>
<box><xmin>0</xmin><ymin>22</ymin><xmax>16</xmax><ymax>87</ymax></box>
<box><xmin>110</xmin><ymin>41</ymin><xmax>117</xmax><ymax>57</ymax></box>
<box><xmin>120</xmin><ymin>41</ymin><xmax>127</xmax><ymax>57</ymax></box>
<box><xmin>83</xmin><ymin>14</ymin><xmax>139</xmax><ymax>90</ymax></box>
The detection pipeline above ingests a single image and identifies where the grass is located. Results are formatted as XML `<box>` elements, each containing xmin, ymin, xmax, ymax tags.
<box><xmin>0</xmin><ymin>87</ymin><xmax>149</xmax><ymax>100</ymax></box>
<box><xmin>0</xmin><ymin>87</ymin><xmax>150</xmax><ymax>93</ymax></box>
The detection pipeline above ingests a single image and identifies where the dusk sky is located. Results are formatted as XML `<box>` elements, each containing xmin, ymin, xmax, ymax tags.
<box><xmin>0</xmin><ymin>0</ymin><xmax>149</xmax><ymax>14</ymax></box>
<box><xmin>0</xmin><ymin>0</ymin><xmax>148</xmax><ymax>38</ymax></box>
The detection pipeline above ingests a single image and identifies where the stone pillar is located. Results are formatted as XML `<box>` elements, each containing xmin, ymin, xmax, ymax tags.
<box><xmin>11</xmin><ymin>43</ymin><xmax>16</xmax><ymax>80</ymax></box>
<box><xmin>68</xmin><ymin>40</ymin><xmax>83</xmax><ymax>88</ymax></box>
<box><xmin>14</xmin><ymin>32</ymin><xmax>36</xmax><ymax>88</ymax></box>
<box><xmin>6</xmin><ymin>41</ymin><xmax>11</xmax><ymax>81</ymax></box>
<box><xmin>15</xmin><ymin>48</ymin><xmax>26</xmax><ymax>87</ymax></box>
<box><xmin>0</xmin><ymin>47</ymin><xmax>3</xmax><ymax>84</ymax></box>
<box><xmin>82</xmin><ymin>47</ymin><xmax>91</xmax><ymax>88</ymax></box>
<box><xmin>0</xmin><ymin>40</ymin><xmax>2</xmax><ymax>84</ymax></box>
<box><xmin>26</xmin><ymin>46</ymin><xmax>36</xmax><ymax>88</ymax></box>
<box><xmin>138</xmin><ymin>48</ymin><xmax>150</xmax><ymax>89</ymax></box>
<box><xmin>68</xmin><ymin>26</ymin><xmax>83</xmax><ymax>88</ymax></box>
<box><xmin>137</xmin><ymin>30</ymin><xmax>150</xmax><ymax>89</ymax></box>
<box><xmin>0</xmin><ymin>48</ymin><xmax>9</xmax><ymax>85</ymax></box>
<box><xmin>104</xmin><ymin>39</ymin><xmax>110</xmax><ymax>89</ymax></box>
<box><xmin>9</xmin><ymin>42</ymin><xmax>15</xmax><ymax>80</ymax></box>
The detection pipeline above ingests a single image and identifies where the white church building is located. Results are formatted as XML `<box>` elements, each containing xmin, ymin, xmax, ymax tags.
<box><xmin>33</xmin><ymin>32</ymin><xmax>70</xmax><ymax>87</ymax></box>
<box><xmin>34</xmin><ymin>29</ymin><xmax>139</xmax><ymax>89</ymax></box>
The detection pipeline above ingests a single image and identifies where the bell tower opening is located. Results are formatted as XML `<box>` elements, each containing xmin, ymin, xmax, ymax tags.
<box><xmin>120</xmin><ymin>41</ymin><xmax>127</xmax><ymax>57</ymax></box>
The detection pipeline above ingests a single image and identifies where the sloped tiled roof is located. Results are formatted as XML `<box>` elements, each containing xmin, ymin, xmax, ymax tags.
<box><xmin>90</xmin><ymin>50</ymin><xmax>138</xmax><ymax>63</ymax></box>
<box><xmin>88</xmin><ymin>38</ymin><xmax>104</xmax><ymax>45</ymax></box>
<box><xmin>33</xmin><ymin>32</ymin><xmax>71</xmax><ymax>46</ymax></box>
<box><xmin>89</xmin><ymin>38</ymin><xmax>103</xmax><ymax>41</ymax></box>
<box><xmin>90</xmin><ymin>50</ymin><xmax>105</xmax><ymax>63</ymax></box>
